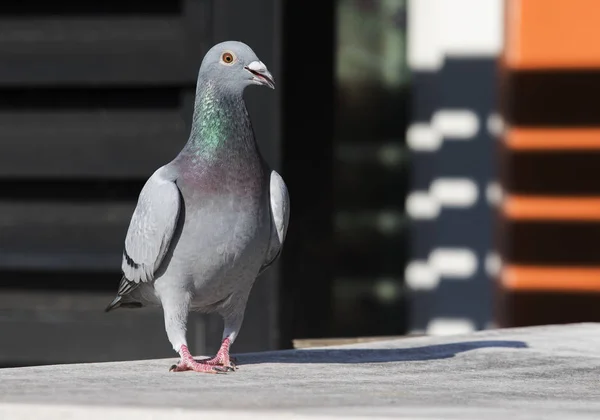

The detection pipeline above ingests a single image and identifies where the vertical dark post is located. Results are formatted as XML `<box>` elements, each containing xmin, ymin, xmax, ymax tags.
<box><xmin>279</xmin><ymin>1</ymin><xmax>336</xmax><ymax>346</ymax></box>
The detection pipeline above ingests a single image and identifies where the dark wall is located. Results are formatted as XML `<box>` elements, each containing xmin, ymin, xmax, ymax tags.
<box><xmin>0</xmin><ymin>0</ymin><xmax>283</xmax><ymax>366</ymax></box>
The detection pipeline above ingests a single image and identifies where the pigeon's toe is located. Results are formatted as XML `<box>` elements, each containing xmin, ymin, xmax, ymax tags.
<box><xmin>220</xmin><ymin>361</ymin><xmax>237</xmax><ymax>372</ymax></box>
<box><xmin>169</xmin><ymin>359</ymin><xmax>227</xmax><ymax>374</ymax></box>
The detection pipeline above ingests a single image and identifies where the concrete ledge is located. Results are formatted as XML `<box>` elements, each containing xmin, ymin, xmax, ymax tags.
<box><xmin>2</xmin><ymin>323</ymin><xmax>600</xmax><ymax>419</ymax></box>
<box><xmin>0</xmin><ymin>403</ymin><xmax>390</xmax><ymax>420</ymax></box>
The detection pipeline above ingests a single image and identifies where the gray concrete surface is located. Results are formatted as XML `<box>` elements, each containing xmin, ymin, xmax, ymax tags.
<box><xmin>1</xmin><ymin>323</ymin><xmax>600</xmax><ymax>419</ymax></box>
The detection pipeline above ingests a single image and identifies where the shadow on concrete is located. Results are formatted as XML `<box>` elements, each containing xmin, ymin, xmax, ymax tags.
<box><xmin>236</xmin><ymin>340</ymin><xmax>528</xmax><ymax>365</ymax></box>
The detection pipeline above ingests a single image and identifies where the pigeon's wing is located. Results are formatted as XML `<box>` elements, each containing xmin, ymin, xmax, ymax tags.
<box><xmin>117</xmin><ymin>166</ymin><xmax>182</xmax><ymax>296</ymax></box>
<box><xmin>258</xmin><ymin>170</ymin><xmax>290</xmax><ymax>276</ymax></box>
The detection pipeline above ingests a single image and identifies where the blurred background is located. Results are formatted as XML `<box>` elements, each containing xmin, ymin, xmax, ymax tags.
<box><xmin>1</xmin><ymin>0</ymin><xmax>599</xmax><ymax>368</ymax></box>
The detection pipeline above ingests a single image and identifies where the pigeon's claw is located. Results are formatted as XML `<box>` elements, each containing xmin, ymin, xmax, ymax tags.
<box><xmin>209</xmin><ymin>359</ymin><xmax>237</xmax><ymax>372</ymax></box>
<box><xmin>170</xmin><ymin>345</ymin><xmax>229</xmax><ymax>374</ymax></box>
<box><xmin>168</xmin><ymin>359</ymin><xmax>225</xmax><ymax>374</ymax></box>
<box><xmin>201</xmin><ymin>355</ymin><xmax>237</xmax><ymax>370</ymax></box>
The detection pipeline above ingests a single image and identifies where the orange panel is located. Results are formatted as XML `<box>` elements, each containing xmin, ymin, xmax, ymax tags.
<box><xmin>505</xmin><ymin>128</ymin><xmax>600</xmax><ymax>150</ymax></box>
<box><xmin>501</xmin><ymin>265</ymin><xmax>600</xmax><ymax>292</ymax></box>
<box><xmin>504</xmin><ymin>0</ymin><xmax>600</xmax><ymax>69</ymax></box>
<box><xmin>503</xmin><ymin>196</ymin><xmax>600</xmax><ymax>221</ymax></box>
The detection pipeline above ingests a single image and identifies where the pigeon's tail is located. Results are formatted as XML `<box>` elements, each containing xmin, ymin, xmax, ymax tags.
<box><xmin>105</xmin><ymin>276</ymin><xmax>144</xmax><ymax>312</ymax></box>
<box><xmin>104</xmin><ymin>295</ymin><xmax>143</xmax><ymax>312</ymax></box>
<box><xmin>104</xmin><ymin>296</ymin><xmax>122</xmax><ymax>312</ymax></box>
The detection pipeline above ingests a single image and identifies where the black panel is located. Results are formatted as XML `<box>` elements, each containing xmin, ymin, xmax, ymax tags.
<box><xmin>504</xmin><ymin>70</ymin><xmax>600</xmax><ymax>126</ymax></box>
<box><xmin>0</xmin><ymin>87</ymin><xmax>180</xmax><ymax>109</ymax></box>
<box><xmin>0</xmin><ymin>3</ymin><xmax>208</xmax><ymax>282</ymax></box>
<box><xmin>0</xmin><ymin>200</ymin><xmax>133</xmax><ymax>273</ymax></box>
<box><xmin>0</xmin><ymin>271</ymin><xmax>120</xmax><ymax>291</ymax></box>
<box><xmin>0</xmin><ymin>1</ymin><xmax>181</xmax><ymax>15</ymax></box>
<box><xmin>0</xmin><ymin>180</ymin><xmax>144</xmax><ymax>201</ymax></box>
<box><xmin>0</xmin><ymin>18</ymin><xmax>203</xmax><ymax>86</ymax></box>
<box><xmin>506</xmin><ymin>151</ymin><xmax>600</xmax><ymax>195</ymax></box>
<box><xmin>0</xmin><ymin>88</ymin><xmax>186</xmax><ymax>178</ymax></box>
<box><xmin>505</xmin><ymin>221</ymin><xmax>600</xmax><ymax>266</ymax></box>
<box><xmin>498</xmin><ymin>290</ymin><xmax>600</xmax><ymax>328</ymax></box>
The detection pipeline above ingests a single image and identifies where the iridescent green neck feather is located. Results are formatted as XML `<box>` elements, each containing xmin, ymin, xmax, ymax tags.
<box><xmin>181</xmin><ymin>81</ymin><xmax>253</xmax><ymax>163</ymax></box>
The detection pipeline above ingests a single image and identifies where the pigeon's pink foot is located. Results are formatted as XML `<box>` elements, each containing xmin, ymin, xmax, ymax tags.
<box><xmin>199</xmin><ymin>338</ymin><xmax>237</xmax><ymax>371</ymax></box>
<box><xmin>169</xmin><ymin>345</ymin><xmax>227</xmax><ymax>373</ymax></box>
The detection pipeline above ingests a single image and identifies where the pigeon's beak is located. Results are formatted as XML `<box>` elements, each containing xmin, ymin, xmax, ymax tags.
<box><xmin>245</xmin><ymin>61</ymin><xmax>275</xmax><ymax>89</ymax></box>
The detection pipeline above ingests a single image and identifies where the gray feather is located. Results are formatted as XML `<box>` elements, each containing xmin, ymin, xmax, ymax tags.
<box><xmin>106</xmin><ymin>166</ymin><xmax>181</xmax><ymax>310</ymax></box>
<box><xmin>121</xmin><ymin>166</ymin><xmax>181</xmax><ymax>284</ymax></box>
<box><xmin>259</xmin><ymin>170</ymin><xmax>290</xmax><ymax>276</ymax></box>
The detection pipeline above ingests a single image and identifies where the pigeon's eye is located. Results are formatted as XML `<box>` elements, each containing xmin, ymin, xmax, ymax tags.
<box><xmin>222</xmin><ymin>52</ymin><xmax>234</xmax><ymax>64</ymax></box>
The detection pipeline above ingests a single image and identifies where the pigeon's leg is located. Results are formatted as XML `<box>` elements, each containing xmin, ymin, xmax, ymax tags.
<box><xmin>200</xmin><ymin>311</ymin><xmax>244</xmax><ymax>371</ymax></box>
<box><xmin>200</xmin><ymin>337</ymin><xmax>236</xmax><ymax>370</ymax></box>
<box><xmin>158</xmin><ymin>286</ymin><xmax>225</xmax><ymax>374</ymax></box>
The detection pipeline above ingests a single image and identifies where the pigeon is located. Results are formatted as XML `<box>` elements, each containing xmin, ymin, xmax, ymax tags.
<box><xmin>104</xmin><ymin>41</ymin><xmax>290</xmax><ymax>374</ymax></box>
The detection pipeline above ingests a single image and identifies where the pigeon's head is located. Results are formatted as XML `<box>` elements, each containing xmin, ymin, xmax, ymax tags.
<box><xmin>198</xmin><ymin>41</ymin><xmax>275</xmax><ymax>92</ymax></box>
